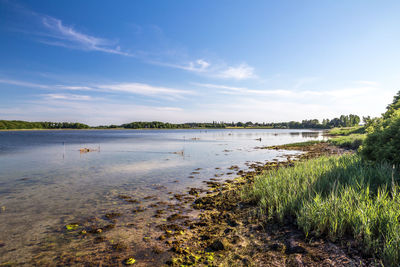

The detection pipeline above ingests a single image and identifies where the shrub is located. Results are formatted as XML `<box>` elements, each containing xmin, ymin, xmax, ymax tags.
<box><xmin>328</xmin><ymin>134</ymin><xmax>365</xmax><ymax>150</ymax></box>
<box><xmin>362</xmin><ymin>110</ymin><xmax>400</xmax><ymax>165</ymax></box>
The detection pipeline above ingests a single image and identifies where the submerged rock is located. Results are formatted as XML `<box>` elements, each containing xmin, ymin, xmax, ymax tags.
<box><xmin>207</xmin><ymin>239</ymin><xmax>226</xmax><ymax>251</ymax></box>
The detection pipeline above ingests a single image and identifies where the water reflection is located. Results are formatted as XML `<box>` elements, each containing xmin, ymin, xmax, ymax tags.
<box><xmin>0</xmin><ymin>129</ymin><xmax>324</xmax><ymax>265</ymax></box>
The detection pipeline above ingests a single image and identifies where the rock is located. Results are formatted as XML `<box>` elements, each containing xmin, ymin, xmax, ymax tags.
<box><xmin>227</xmin><ymin>219</ymin><xmax>238</xmax><ymax>227</ymax></box>
<box><xmin>285</xmin><ymin>239</ymin><xmax>306</xmax><ymax>254</ymax></box>
<box><xmin>105</xmin><ymin>212</ymin><xmax>121</xmax><ymax>220</ymax></box>
<box><xmin>188</xmin><ymin>188</ymin><xmax>198</xmax><ymax>195</ymax></box>
<box><xmin>207</xmin><ymin>239</ymin><xmax>226</xmax><ymax>251</ymax></box>
<box><xmin>270</xmin><ymin>242</ymin><xmax>286</xmax><ymax>252</ymax></box>
<box><xmin>200</xmin><ymin>235</ymin><xmax>210</xmax><ymax>241</ymax></box>
<box><xmin>224</xmin><ymin>228</ymin><xmax>233</xmax><ymax>234</ymax></box>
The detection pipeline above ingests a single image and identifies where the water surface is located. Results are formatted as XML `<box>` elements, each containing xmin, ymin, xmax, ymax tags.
<box><xmin>0</xmin><ymin>129</ymin><xmax>324</xmax><ymax>265</ymax></box>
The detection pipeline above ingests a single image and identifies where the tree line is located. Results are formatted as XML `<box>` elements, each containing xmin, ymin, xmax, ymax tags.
<box><xmin>0</xmin><ymin>120</ymin><xmax>90</xmax><ymax>130</ymax></box>
<box><xmin>0</xmin><ymin>114</ymin><xmax>361</xmax><ymax>130</ymax></box>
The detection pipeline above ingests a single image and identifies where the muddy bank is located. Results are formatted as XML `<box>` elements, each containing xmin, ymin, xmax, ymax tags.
<box><xmin>165</xmin><ymin>142</ymin><xmax>374</xmax><ymax>266</ymax></box>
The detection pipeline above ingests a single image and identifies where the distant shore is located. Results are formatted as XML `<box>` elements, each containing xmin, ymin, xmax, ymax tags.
<box><xmin>0</xmin><ymin>127</ymin><xmax>326</xmax><ymax>131</ymax></box>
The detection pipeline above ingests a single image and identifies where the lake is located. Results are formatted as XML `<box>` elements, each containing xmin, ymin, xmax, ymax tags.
<box><xmin>0</xmin><ymin>129</ymin><xmax>325</xmax><ymax>265</ymax></box>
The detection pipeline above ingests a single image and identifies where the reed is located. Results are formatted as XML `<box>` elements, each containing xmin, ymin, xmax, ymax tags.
<box><xmin>244</xmin><ymin>154</ymin><xmax>400</xmax><ymax>265</ymax></box>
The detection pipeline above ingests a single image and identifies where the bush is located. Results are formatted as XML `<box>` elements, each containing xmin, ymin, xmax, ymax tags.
<box><xmin>329</xmin><ymin>134</ymin><xmax>365</xmax><ymax>150</ymax></box>
<box><xmin>361</xmin><ymin>111</ymin><xmax>400</xmax><ymax>165</ymax></box>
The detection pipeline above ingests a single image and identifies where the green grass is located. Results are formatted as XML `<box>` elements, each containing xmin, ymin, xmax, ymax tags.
<box><xmin>328</xmin><ymin>134</ymin><xmax>366</xmax><ymax>149</ymax></box>
<box><xmin>278</xmin><ymin>140</ymin><xmax>322</xmax><ymax>148</ymax></box>
<box><xmin>328</xmin><ymin>126</ymin><xmax>365</xmax><ymax>136</ymax></box>
<box><xmin>244</xmin><ymin>154</ymin><xmax>400</xmax><ymax>265</ymax></box>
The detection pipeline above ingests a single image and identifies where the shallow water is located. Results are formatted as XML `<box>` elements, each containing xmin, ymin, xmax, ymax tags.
<box><xmin>0</xmin><ymin>129</ymin><xmax>325</xmax><ymax>265</ymax></box>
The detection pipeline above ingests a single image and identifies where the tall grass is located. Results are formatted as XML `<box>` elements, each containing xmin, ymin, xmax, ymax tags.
<box><xmin>244</xmin><ymin>154</ymin><xmax>400</xmax><ymax>265</ymax></box>
<box><xmin>328</xmin><ymin>134</ymin><xmax>366</xmax><ymax>149</ymax></box>
<box><xmin>329</xmin><ymin>126</ymin><xmax>365</xmax><ymax>136</ymax></box>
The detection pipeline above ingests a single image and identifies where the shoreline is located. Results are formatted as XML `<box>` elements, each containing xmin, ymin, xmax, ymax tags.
<box><xmin>8</xmin><ymin>138</ymin><xmax>359</xmax><ymax>266</ymax></box>
<box><xmin>162</xmin><ymin>142</ymin><xmax>372</xmax><ymax>266</ymax></box>
<box><xmin>0</xmin><ymin>128</ymin><xmax>327</xmax><ymax>132</ymax></box>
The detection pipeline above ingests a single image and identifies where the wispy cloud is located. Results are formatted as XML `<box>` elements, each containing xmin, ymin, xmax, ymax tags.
<box><xmin>37</xmin><ymin>16</ymin><xmax>131</xmax><ymax>56</ymax></box>
<box><xmin>355</xmin><ymin>80</ymin><xmax>380</xmax><ymax>86</ymax></box>
<box><xmin>151</xmin><ymin>59</ymin><xmax>211</xmax><ymax>73</ymax></box>
<box><xmin>97</xmin><ymin>83</ymin><xmax>194</xmax><ymax>98</ymax></box>
<box><xmin>10</xmin><ymin>99</ymin><xmax>187</xmax><ymax>126</ymax></box>
<box><xmin>42</xmin><ymin>93</ymin><xmax>93</xmax><ymax>101</ymax></box>
<box><xmin>152</xmin><ymin>60</ymin><xmax>256</xmax><ymax>80</ymax></box>
<box><xmin>0</xmin><ymin>78</ymin><xmax>194</xmax><ymax>100</ymax></box>
<box><xmin>195</xmin><ymin>82</ymin><xmax>381</xmax><ymax>99</ymax></box>
<box><xmin>194</xmin><ymin>83</ymin><xmax>293</xmax><ymax>96</ymax></box>
<box><xmin>6</xmin><ymin>3</ymin><xmax>255</xmax><ymax>79</ymax></box>
<box><xmin>5</xmin><ymin>2</ymin><xmax>131</xmax><ymax>56</ymax></box>
<box><xmin>216</xmin><ymin>63</ymin><xmax>256</xmax><ymax>80</ymax></box>
<box><xmin>0</xmin><ymin>78</ymin><xmax>50</xmax><ymax>89</ymax></box>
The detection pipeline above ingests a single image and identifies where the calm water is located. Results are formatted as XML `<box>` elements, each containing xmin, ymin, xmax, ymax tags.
<box><xmin>0</xmin><ymin>129</ymin><xmax>324</xmax><ymax>265</ymax></box>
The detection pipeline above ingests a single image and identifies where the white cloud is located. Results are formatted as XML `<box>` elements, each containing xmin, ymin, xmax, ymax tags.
<box><xmin>43</xmin><ymin>93</ymin><xmax>92</xmax><ymax>101</ymax></box>
<box><xmin>0</xmin><ymin>78</ymin><xmax>194</xmax><ymax>100</ymax></box>
<box><xmin>39</xmin><ymin>16</ymin><xmax>131</xmax><ymax>56</ymax></box>
<box><xmin>194</xmin><ymin>83</ymin><xmax>293</xmax><ymax>96</ymax></box>
<box><xmin>0</xmin><ymin>78</ymin><xmax>50</xmax><ymax>89</ymax></box>
<box><xmin>195</xmin><ymin>82</ymin><xmax>381</xmax><ymax>99</ymax></box>
<box><xmin>97</xmin><ymin>83</ymin><xmax>194</xmax><ymax>99</ymax></box>
<box><xmin>149</xmin><ymin>58</ymin><xmax>211</xmax><ymax>72</ymax></box>
<box><xmin>56</xmin><ymin>85</ymin><xmax>93</xmax><ymax>90</ymax></box>
<box><xmin>355</xmin><ymin>80</ymin><xmax>380</xmax><ymax>86</ymax></box>
<box><xmin>3</xmin><ymin>99</ymin><xmax>187</xmax><ymax>126</ymax></box>
<box><xmin>150</xmin><ymin>59</ymin><xmax>256</xmax><ymax>80</ymax></box>
<box><xmin>154</xmin><ymin>107</ymin><xmax>183</xmax><ymax>111</ymax></box>
<box><xmin>217</xmin><ymin>63</ymin><xmax>255</xmax><ymax>80</ymax></box>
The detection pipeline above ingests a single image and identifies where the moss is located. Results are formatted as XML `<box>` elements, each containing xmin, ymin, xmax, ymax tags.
<box><xmin>124</xmin><ymin>257</ymin><xmax>136</xmax><ymax>265</ymax></box>
<box><xmin>65</xmin><ymin>224</ymin><xmax>79</xmax><ymax>230</ymax></box>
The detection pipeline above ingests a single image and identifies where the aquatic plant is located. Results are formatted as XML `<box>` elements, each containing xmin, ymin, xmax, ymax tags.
<box><xmin>65</xmin><ymin>224</ymin><xmax>79</xmax><ymax>230</ymax></box>
<box><xmin>124</xmin><ymin>257</ymin><xmax>136</xmax><ymax>264</ymax></box>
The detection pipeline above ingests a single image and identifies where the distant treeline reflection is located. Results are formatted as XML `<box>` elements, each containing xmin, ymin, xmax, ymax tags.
<box><xmin>0</xmin><ymin>114</ymin><xmax>360</xmax><ymax>130</ymax></box>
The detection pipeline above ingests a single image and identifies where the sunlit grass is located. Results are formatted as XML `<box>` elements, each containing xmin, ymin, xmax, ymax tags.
<box><xmin>328</xmin><ymin>126</ymin><xmax>365</xmax><ymax>136</ymax></box>
<box><xmin>244</xmin><ymin>154</ymin><xmax>400</xmax><ymax>265</ymax></box>
<box><xmin>328</xmin><ymin>134</ymin><xmax>366</xmax><ymax>149</ymax></box>
<box><xmin>277</xmin><ymin>140</ymin><xmax>322</xmax><ymax>148</ymax></box>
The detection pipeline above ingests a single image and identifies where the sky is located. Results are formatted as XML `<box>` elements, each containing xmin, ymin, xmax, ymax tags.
<box><xmin>0</xmin><ymin>0</ymin><xmax>400</xmax><ymax>126</ymax></box>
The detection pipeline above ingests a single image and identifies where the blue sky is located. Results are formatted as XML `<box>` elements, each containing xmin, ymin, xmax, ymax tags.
<box><xmin>0</xmin><ymin>0</ymin><xmax>399</xmax><ymax>125</ymax></box>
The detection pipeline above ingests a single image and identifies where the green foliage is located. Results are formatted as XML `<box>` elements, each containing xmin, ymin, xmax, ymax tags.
<box><xmin>383</xmin><ymin>91</ymin><xmax>400</xmax><ymax>119</ymax></box>
<box><xmin>324</xmin><ymin>114</ymin><xmax>360</xmax><ymax>128</ymax></box>
<box><xmin>277</xmin><ymin>140</ymin><xmax>322</xmax><ymax>148</ymax></box>
<box><xmin>0</xmin><ymin>120</ymin><xmax>90</xmax><ymax>130</ymax></box>
<box><xmin>328</xmin><ymin>126</ymin><xmax>365</xmax><ymax>136</ymax></box>
<box><xmin>244</xmin><ymin>154</ymin><xmax>400</xmax><ymax>265</ymax></box>
<box><xmin>362</xmin><ymin>91</ymin><xmax>400</xmax><ymax>165</ymax></box>
<box><xmin>120</xmin><ymin>121</ymin><xmax>227</xmax><ymax>129</ymax></box>
<box><xmin>362</xmin><ymin>110</ymin><xmax>400</xmax><ymax>164</ymax></box>
<box><xmin>328</xmin><ymin>134</ymin><xmax>366</xmax><ymax>149</ymax></box>
<box><xmin>0</xmin><ymin>114</ymin><xmax>361</xmax><ymax>130</ymax></box>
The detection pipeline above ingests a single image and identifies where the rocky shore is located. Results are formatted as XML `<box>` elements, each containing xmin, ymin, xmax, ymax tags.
<box><xmin>164</xmin><ymin>142</ymin><xmax>372</xmax><ymax>266</ymax></box>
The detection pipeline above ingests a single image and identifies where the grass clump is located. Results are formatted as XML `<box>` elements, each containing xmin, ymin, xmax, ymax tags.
<box><xmin>278</xmin><ymin>140</ymin><xmax>322</xmax><ymax>148</ymax></box>
<box><xmin>244</xmin><ymin>154</ymin><xmax>400</xmax><ymax>265</ymax></box>
<box><xmin>328</xmin><ymin>134</ymin><xmax>366</xmax><ymax>149</ymax></box>
<box><xmin>328</xmin><ymin>126</ymin><xmax>365</xmax><ymax>136</ymax></box>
